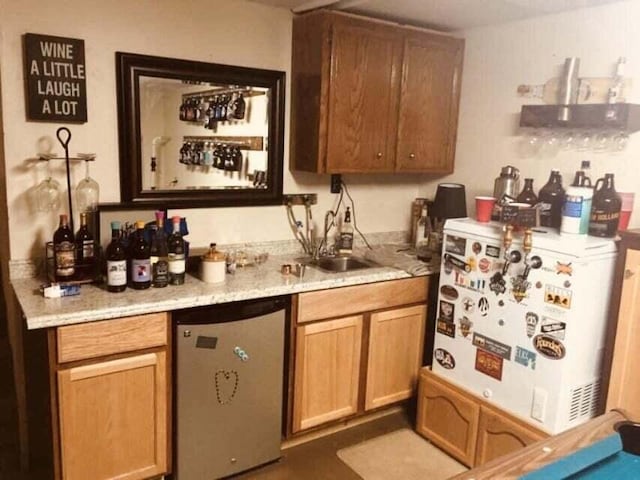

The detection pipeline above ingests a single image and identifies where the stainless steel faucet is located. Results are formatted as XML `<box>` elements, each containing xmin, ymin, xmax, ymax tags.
<box><xmin>317</xmin><ymin>210</ymin><xmax>336</xmax><ymax>258</ymax></box>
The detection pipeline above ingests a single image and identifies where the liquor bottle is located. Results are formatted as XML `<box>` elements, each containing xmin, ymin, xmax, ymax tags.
<box><xmin>588</xmin><ymin>173</ymin><xmax>622</xmax><ymax>237</ymax></box>
<box><xmin>150</xmin><ymin>211</ymin><xmax>169</xmax><ymax>288</ymax></box>
<box><xmin>106</xmin><ymin>221</ymin><xmax>127</xmax><ymax>292</ymax></box>
<box><xmin>168</xmin><ymin>216</ymin><xmax>186</xmax><ymax>285</ymax></box>
<box><xmin>233</xmin><ymin>92</ymin><xmax>246</xmax><ymax>120</ymax></box>
<box><xmin>53</xmin><ymin>214</ymin><xmax>75</xmax><ymax>281</ymax></box>
<box><xmin>338</xmin><ymin>207</ymin><xmax>354</xmax><ymax>256</ymax></box>
<box><xmin>75</xmin><ymin>212</ymin><xmax>95</xmax><ymax>279</ymax></box>
<box><xmin>516</xmin><ymin>178</ymin><xmax>538</xmax><ymax>205</ymax></box>
<box><xmin>129</xmin><ymin>220</ymin><xmax>151</xmax><ymax>289</ymax></box>
<box><xmin>415</xmin><ymin>204</ymin><xmax>432</xmax><ymax>261</ymax></box>
<box><xmin>538</xmin><ymin>170</ymin><xmax>565</xmax><ymax>229</ymax></box>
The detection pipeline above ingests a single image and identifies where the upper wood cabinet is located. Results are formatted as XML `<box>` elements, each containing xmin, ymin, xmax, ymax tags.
<box><xmin>290</xmin><ymin>10</ymin><xmax>464</xmax><ymax>174</ymax></box>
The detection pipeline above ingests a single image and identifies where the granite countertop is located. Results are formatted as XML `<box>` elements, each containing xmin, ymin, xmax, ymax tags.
<box><xmin>13</xmin><ymin>252</ymin><xmax>438</xmax><ymax>330</ymax></box>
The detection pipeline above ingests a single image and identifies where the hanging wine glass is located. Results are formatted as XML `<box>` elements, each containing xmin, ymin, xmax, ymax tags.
<box><xmin>75</xmin><ymin>157</ymin><xmax>99</xmax><ymax>213</ymax></box>
<box><xmin>35</xmin><ymin>160</ymin><xmax>61</xmax><ymax>212</ymax></box>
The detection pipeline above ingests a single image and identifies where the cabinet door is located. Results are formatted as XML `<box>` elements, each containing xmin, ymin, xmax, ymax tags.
<box><xmin>475</xmin><ymin>405</ymin><xmax>547</xmax><ymax>466</ymax></box>
<box><xmin>58</xmin><ymin>352</ymin><xmax>168</xmax><ymax>480</ymax></box>
<box><xmin>416</xmin><ymin>370</ymin><xmax>479</xmax><ymax>466</ymax></box>
<box><xmin>395</xmin><ymin>33</ymin><xmax>463</xmax><ymax>173</ymax></box>
<box><xmin>293</xmin><ymin>315</ymin><xmax>363</xmax><ymax>432</ymax></box>
<box><xmin>606</xmin><ymin>248</ymin><xmax>640</xmax><ymax>418</ymax></box>
<box><xmin>325</xmin><ymin>21</ymin><xmax>401</xmax><ymax>173</ymax></box>
<box><xmin>365</xmin><ymin>305</ymin><xmax>426</xmax><ymax>410</ymax></box>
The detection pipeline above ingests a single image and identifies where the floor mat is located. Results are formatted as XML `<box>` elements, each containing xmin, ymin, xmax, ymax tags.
<box><xmin>337</xmin><ymin>428</ymin><xmax>467</xmax><ymax>480</ymax></box>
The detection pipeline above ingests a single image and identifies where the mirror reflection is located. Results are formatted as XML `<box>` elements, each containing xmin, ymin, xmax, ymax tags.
<box><xmin>116</xmin><ymin>52</ymin><xmax>285</xmax><ymax>208</ymax></box>
<box><xmin>139</xmin><ymin>77</ymin><xmax>270</xmax><ymax>192</ymax></box>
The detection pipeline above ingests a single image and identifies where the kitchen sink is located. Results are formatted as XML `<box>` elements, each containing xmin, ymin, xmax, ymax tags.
<box><xmin>306</xmin><ymin>256</ymin><xmax>379</xmax><ymax>273</ymax></box>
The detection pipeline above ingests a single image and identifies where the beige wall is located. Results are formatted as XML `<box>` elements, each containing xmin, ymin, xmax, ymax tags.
<box><xmin>423</xmin><ymin>0</ymin><xmax>640</xmax><ymax>226</ymax></box>
<box><xmin>0</xmin><ymin>0</ymin><xmax>426</xmax><ymax>260</ymax></box>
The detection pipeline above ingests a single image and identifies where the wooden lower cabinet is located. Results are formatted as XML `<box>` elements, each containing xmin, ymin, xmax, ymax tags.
<box><xmin>293</xmin><ymin>315</ymin><xmax>363</xmax><ymax>432</ymax></box>
<box><xmin>291</xmin><ymin>277</ymin><xmax>429</xmax><ymax>434</ymax></box>
<box><xmin>416</xmin><ymin>368</ymin><xmax>547</xmax><ymax>468</ymax></box>
<box><xmin>365</xmin><ymin>305</ymin><xmax>426</xmax><ymax>410</ymax></box>
<box><xmin>53</xmin><ymin>313</ymin><xmax>170</xmax><ymax>480</ymax></box>
<box><xmin>416</xmin><ymin>369</ymin><xmax>479</xmax><ymax>465</ymax></box>
<box><xmin>475</xmin><ymin>404</ymin><xmax>546</xmax><ymax>466</ymax></box>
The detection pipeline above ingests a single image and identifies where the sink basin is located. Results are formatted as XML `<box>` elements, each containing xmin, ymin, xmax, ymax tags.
<box><xmin>309</xmin><ymin>256</ymin><xmax>378</xmax><ymax>273</ymax></box>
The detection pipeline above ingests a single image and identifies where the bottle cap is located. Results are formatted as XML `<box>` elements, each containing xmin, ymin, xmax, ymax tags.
<box><xmin>110</xmin><ymin>221</ymin><xmax>121</xmax><ymax>230</ymax></box>
<box><xmin>172</xmin><ymin>216</ymin><xmax>181</xmax><ymax>224</ymax></box>
<box><xmin>155</xmin><ymin>210</ymin><xmax>165</xmax><ymax>222</ymax></box>
<box><xmin>135</xmin><ymin>220</ymin><xmax>145</xmax><ymax>229</ymax></box>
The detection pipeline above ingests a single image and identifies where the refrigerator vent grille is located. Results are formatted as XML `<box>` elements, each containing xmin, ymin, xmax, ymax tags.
<box><xmin>568</xmin><ymin>380</ymin><xmax>601</xmax><ymax>422</ymax></box>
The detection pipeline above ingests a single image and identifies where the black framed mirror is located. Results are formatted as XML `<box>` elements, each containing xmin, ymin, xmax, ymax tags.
<box><xmin>116</xmin><ymin>52</ymin><xmax>285</xmax><ymax>208</ymax></box>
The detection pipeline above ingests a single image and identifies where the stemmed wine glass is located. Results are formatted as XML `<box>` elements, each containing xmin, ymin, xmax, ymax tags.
<box><xmin>75</xmin><ymin>155</ymin><xmax>100</xmax><ymax>213</ymax></box>
<box><xmin>35</xmin><ymin>159</ymin><xmax>61</xmax><ymax>212</ymax></box>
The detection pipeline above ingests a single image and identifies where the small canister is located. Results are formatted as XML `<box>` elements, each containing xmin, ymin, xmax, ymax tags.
<box><xmin>200</xmin><ymin>243</ymin><xmax>226</xmax><ymax>283</ymax></box>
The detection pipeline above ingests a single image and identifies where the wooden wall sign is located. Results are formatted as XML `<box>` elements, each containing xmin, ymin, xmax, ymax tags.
<box><xmin>23</xmin><ymin>33</ymin><xmax>87</xmax><ymax>122</ymax></box>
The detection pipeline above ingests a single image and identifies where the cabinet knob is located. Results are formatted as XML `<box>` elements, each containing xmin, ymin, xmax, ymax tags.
<box><xmin>409</xmin><ymin>153</ymin><xmax>416</xmax><ymax>159</ymax></box>
<box><xmin>376</xmin><ymin>152</ymin><xmax>383</xmax><ymax>158</ymax></box>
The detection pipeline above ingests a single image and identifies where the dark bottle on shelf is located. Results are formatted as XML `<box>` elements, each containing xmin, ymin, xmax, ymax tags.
<box><xmin>538</xmin><ymin>169</ymin><xmax>565</xmax><ymax>229</ymax></box>
<box><xmin>53</xmin><ymin>213</ymin><xmax>75</xmax><ymax>281</ymax></box>
<box><xmin>168</xmin><ymin>216</ymin><xmax>186</xmax><ymax>285</ymax></box>
<box><xmin>516</xmin><ymin>178</ymin><xmax>538</xmax><ymax>205</ymax></box>
<box><xmin>150</xmin><ymin>211</ymin><xmax>169</xmax><ymax>288</ymax></box>
<box><xmin>106</xmin><ymin>221</ymin><xmax>127</xmax><ymax>292</ymax></box>
<box><xmin>75</xmin><ymin>212</ymin><xmax>96</xmax><ymax>280</ymax></box>
<box><xmin>233</xmin><ymin>92</ymin><xmax>246</xmax><ymax>120</ymax></box>
<box><xmin>588</xmin><ymin>173</ymin><xmax>622</xmax><ymax>237</ymax></box>
<box><xmin>129</xmin><ymin>220</ymin><xmax>151</xmax><ymax>289</ymax></box>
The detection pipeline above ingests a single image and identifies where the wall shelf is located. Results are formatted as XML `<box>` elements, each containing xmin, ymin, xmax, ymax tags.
<box><xmin>182</xmin><ymin>135</ymin><xmax>264</xmax><ymax>151</ymax></box>
<box><xmin>520</xmin><ymin>103</ymin><xmax>640</xmax><ymax>132</ymax></box>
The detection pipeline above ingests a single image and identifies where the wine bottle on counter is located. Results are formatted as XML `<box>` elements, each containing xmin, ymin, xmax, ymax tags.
<box><xmin>129</xmin><ymin>220</ymin><xmax>151</xmax><ymax>290</ymax></box>
<box><xmin>150</xmin><ymin>211</ymin><xmax>169</xmax><ymax>288</ymax></box>
<box><xmin>106</xmin><ymin>221</ymin><xmax>127</xmax><ymax>293</ymax></box>
<box><xmin>75</xmin><ymin>212</ymin><xmax>96</xmax><ymax>279</ymax></box>
<box><xmin>53</xmin><ymin>214</ymin><xmax>75</xmax><ymax>281</ymax></box>
<box><xmin>168</xmin><ymin>216</ymin><xmax>186</xmax><ymax>285</ymax></box>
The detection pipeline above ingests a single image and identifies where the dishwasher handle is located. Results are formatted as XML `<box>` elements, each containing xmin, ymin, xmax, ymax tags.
<box><xmin>175</xmin><ymin>296</ymin><xmax>288</xmax><ymax>325</ymax></box>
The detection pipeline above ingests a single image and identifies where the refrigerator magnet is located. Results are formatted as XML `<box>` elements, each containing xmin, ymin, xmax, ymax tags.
<box><xmin>472</xmin><ymin>332</ymin><xmax>512</xmax><ymax>360</ymax></box>
<box><xmin>440</xmin><ymin>284</ymin><xmax>459</xmax><ymax>300</ymax></box>
<box><xmin>478</xmin><ymin>296</ymin><xmax>489</xmax><ymax>316</ymax></box>
<box><xmin>461</xmin><ymin>296</ymin><xmax>475</xmax><ymax>314</ymax></box>
<box><xmin>556</xmin><ymin>261</ymin><xmax>573</xmax><ymax>275</ymax></box>
<box><xmin>533</xmin><ymin>334</ymin><xmax>566</xmax><ymax>360</ymax></box>
<box><xmin>544</xmin><ymin>285</ymin><xmax>572</xmax><ymax>309</ymax></box>
<box><xmin>444</xmin><ymin>235</ymin><xmax>466</xmax><ymax>255</ymax></box>
<box><xmin>515</xmin><ymin>346</ymin><xmax>537</xmax><ymax>370</ymax></box>
<box><xmin>459</xmin><ymin>316</ymin><xmax>473</xmax><ymax>338</ymax></box>
<box><xmin>526</xmin><ymin>312</ymin><xmax>539</xmax><ymax>337</ymax></box>
<box><xmin>436</xmin><ymin>319</ymin><xmax>456</xmax><ymax>338</ymax></box>
<box><xmin>541</xmin><ymin>318</ymin><xmax>566</xmax><ymax>340</ymax></box>
<box><xmin>439</xmin><ymin>300</ymin><xmax>455</xmax><ymax>321</ymax></box>
<box><xmin>434</xmin><ymin>348</ymin><xmax>456</xmax><ymax>369</ymax></box>
<box><xmin>475</xmin><ymin>349</ymin><xmax>503</xmax><ymax>380</ymax></box>
<box><xmin>478</xmin><ymin>258</ymin><xmax>491</xmax><ymax>273</ymax></box>
<box><xmin>472</xmin><ymin>242</ymin><xmax>482</xmax><ymax>254</ymax></box>
<box><xmin>485</xmin><ymin>244</ymin><xmax>501</xmax><ymax>258</ymax></box>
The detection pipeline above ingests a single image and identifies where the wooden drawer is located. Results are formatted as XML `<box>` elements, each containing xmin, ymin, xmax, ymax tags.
<box><xmin>56</xmin><ymin>312</ymin><xmax>169</xmax><ymax>363</ymax></box>
<box><xmin>296</xmin><ymin>276</ymin><xmax>429</xmax><ymax>324</ymax></box>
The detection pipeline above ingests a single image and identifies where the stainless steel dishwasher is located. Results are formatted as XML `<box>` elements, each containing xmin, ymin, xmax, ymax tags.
<box><xmin>174</xmin><ymin>296</ymin><xmax>287</xmax><ymax>479</ymax></box>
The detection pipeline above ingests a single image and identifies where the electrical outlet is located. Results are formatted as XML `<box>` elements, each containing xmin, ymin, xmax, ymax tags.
<box><xmin>330</xmin><ymin>174</ymin><xmax>342</xmax><ymax>194</ymax></box>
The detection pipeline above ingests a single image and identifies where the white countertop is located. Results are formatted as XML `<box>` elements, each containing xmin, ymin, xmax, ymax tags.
<box><xmin>13</xmin><ymin>253</ymin><xmax>437</xmax><ymax>330</ymax></box>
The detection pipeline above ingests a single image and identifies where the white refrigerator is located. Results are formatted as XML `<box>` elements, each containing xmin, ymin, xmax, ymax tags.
<box><xmin>431</xmin><ymin>218</ymin><xmax>617</xmax><ymax>434</ymax></box>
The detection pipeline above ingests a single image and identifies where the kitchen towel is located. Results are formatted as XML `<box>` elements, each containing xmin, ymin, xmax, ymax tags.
<box><xmin>336</xmin><ymin>428</ymin><xmax>467</xmax><ymax>480</ymax></box>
